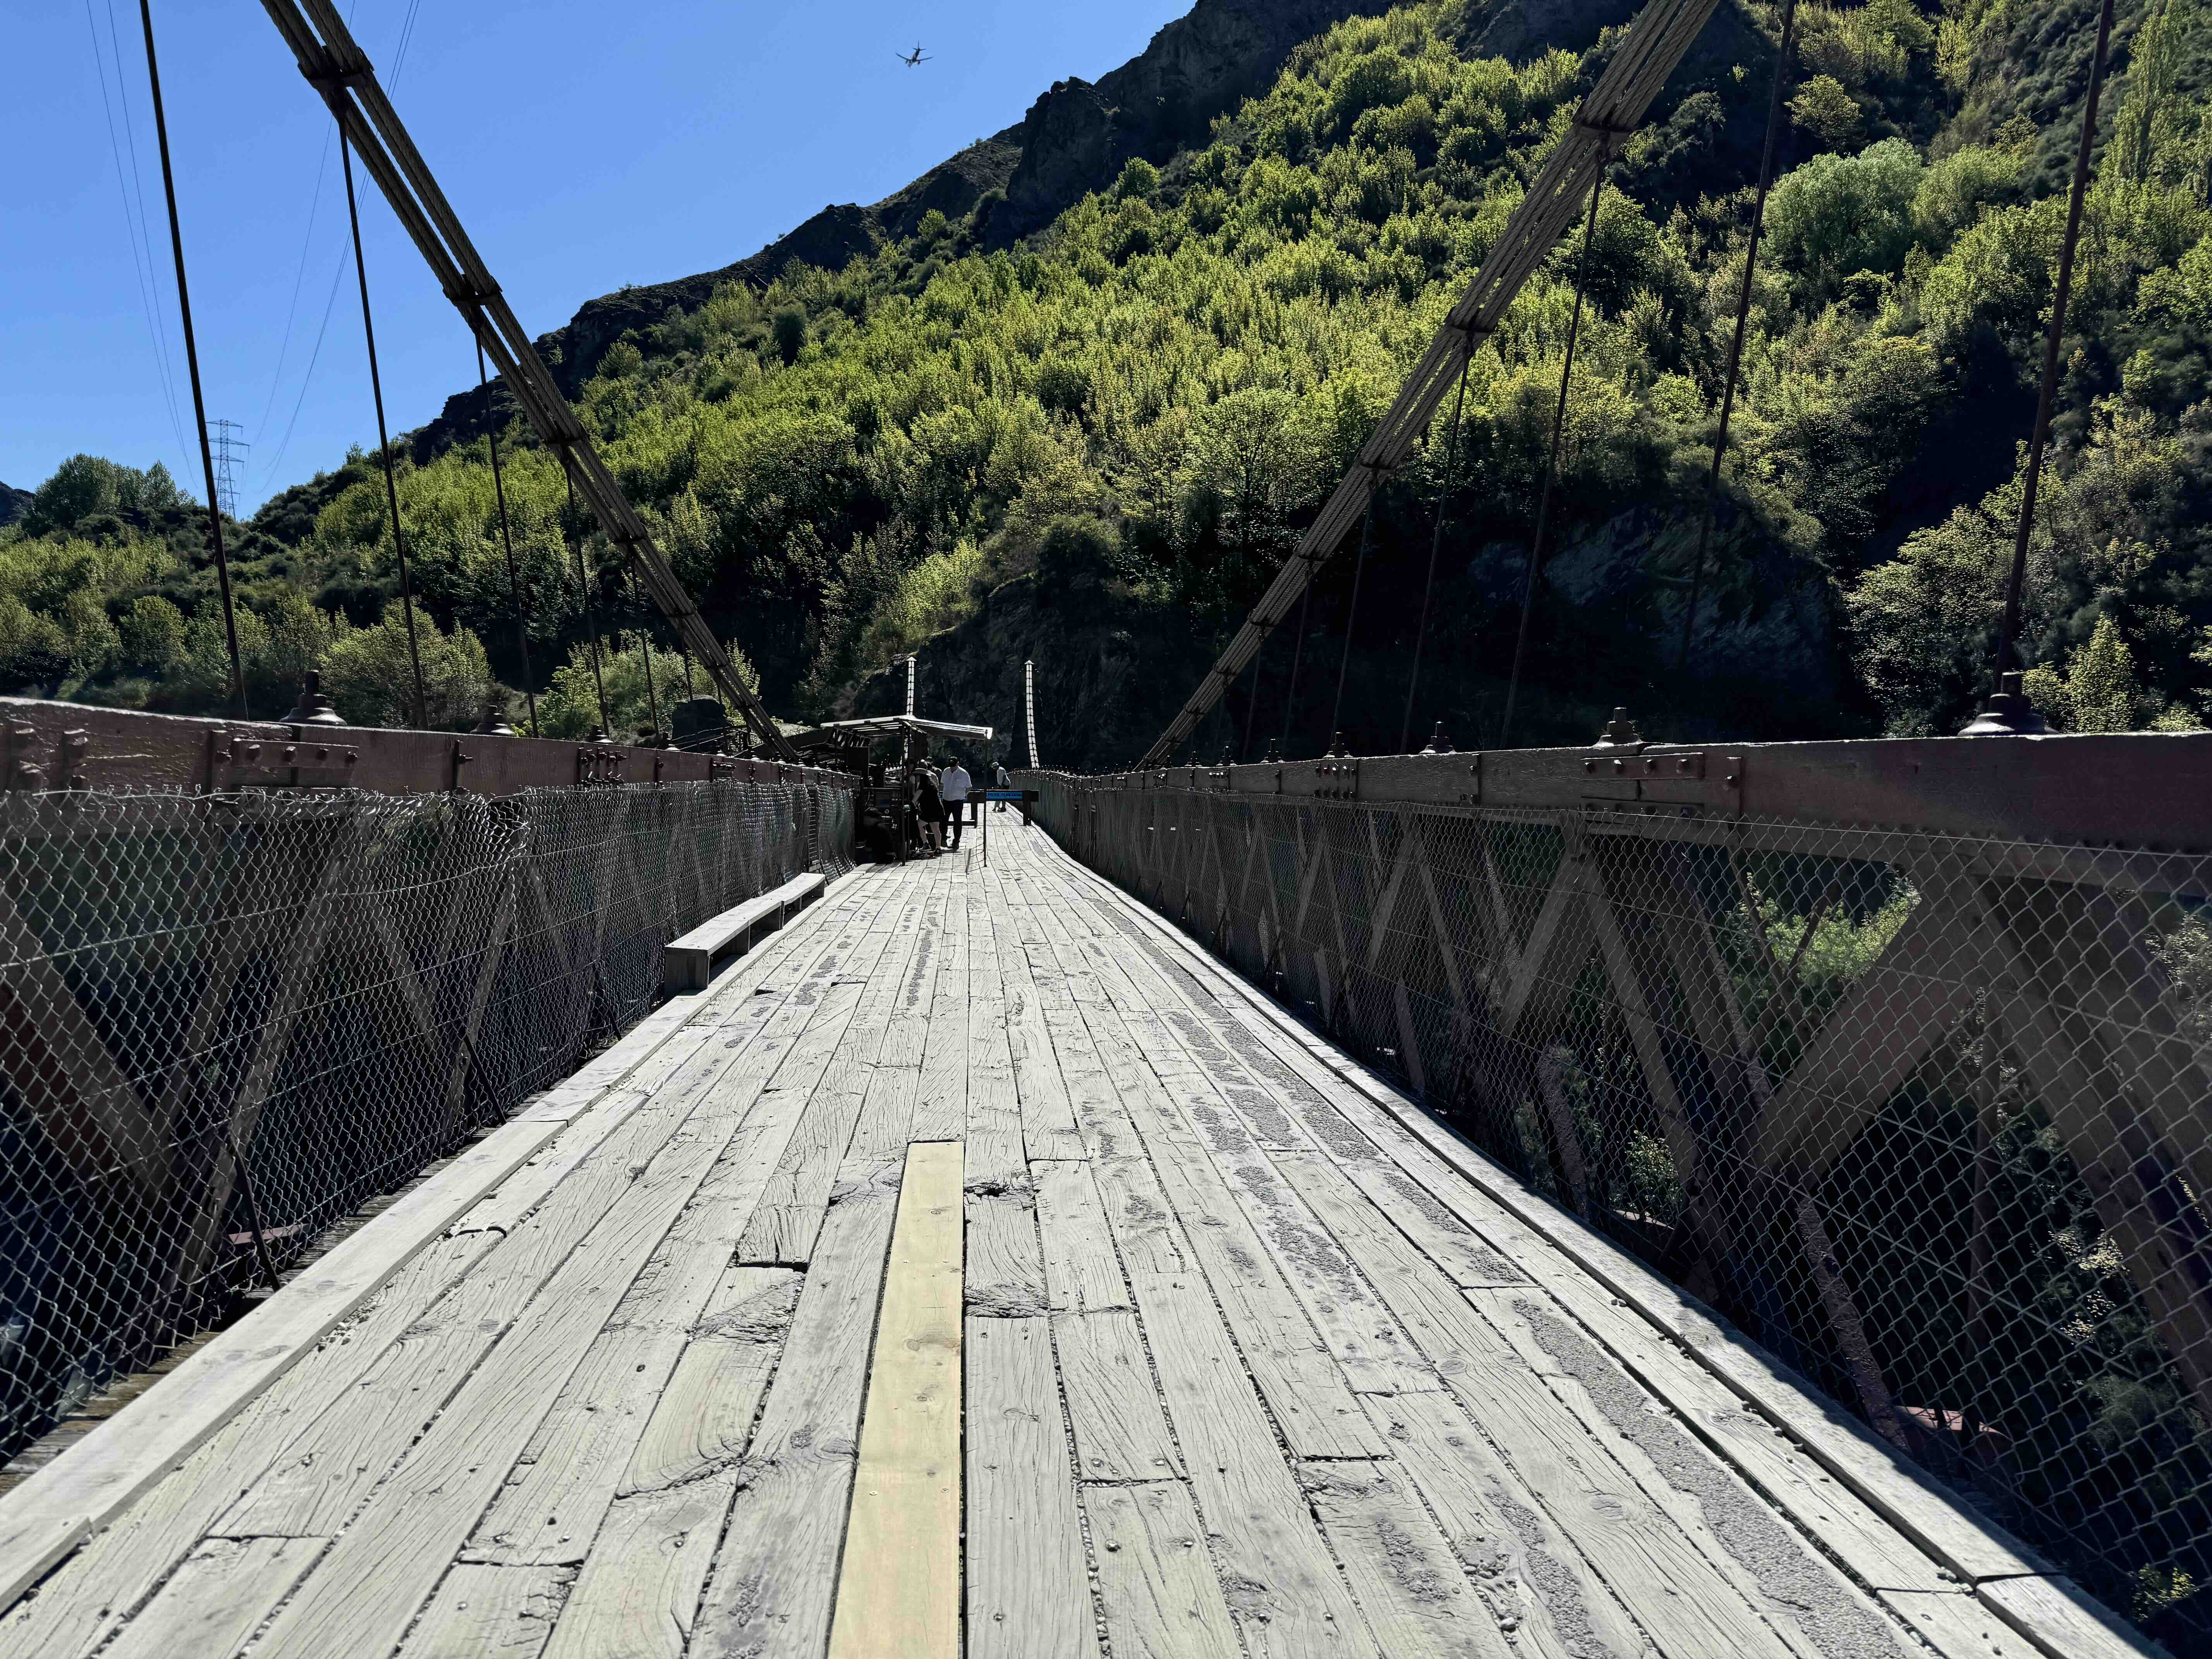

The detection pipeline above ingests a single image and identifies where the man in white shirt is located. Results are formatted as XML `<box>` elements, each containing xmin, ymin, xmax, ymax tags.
<box><xmin>940</xmin><ymin>759</ymin><xmax>971</xmax><ymax>849</ymax></box>
<box><xmin>993</xmin><ymin>762</ymin><xmax>1011</xmax><ymax>811</ymax></box>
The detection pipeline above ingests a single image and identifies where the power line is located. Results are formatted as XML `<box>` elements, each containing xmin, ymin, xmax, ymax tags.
<box><xmin>81</xmin><ymin>0</ymin><xmax>189</xmax><ymax>467</ymax></box>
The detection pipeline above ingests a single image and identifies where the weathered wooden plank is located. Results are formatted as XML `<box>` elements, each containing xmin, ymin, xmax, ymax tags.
<box><xmin>539</xmin><ymin>1474</ymin><xmax>735</xmax><ymax>1659</ymax></box>
<box><xmin>0</xmin><ymin>1116</ymin><xmax>555</xmax><ymax>1635</ymax></box>
<box><xmin>687</xmin><ymin>1148</ymin><xmax>904</xmax><ymax>1657</ymax></box>
<box><xmin>397</xmin><ymin>1564</ymin><xmax>572</xmax><ymax>1659</ymax></box>
<box><xmin>1086</xmin><ymin>1481</ymin><xmax>1243</xmax><ymax>1659</ymax></box>
<box><xmin>1124</xmin><ymin>1266</ymin><xmax>1381</xmax><ymax>1659</ymax></box>
<box><xmin>1038</xmin><ymin>931</ymin><xmax>1381</xmax><ymax>1458</ymax></box>
<box><xmin>1362</xmin><ymin>1391</ymin><xmax>1651</xmax><ymax>1659</ymax></box>
<box><xmin>98</xmin><ymin>1535</ymin><xmax>325</xmax><ymax>1659</ymax></box>
<box><xmin>1975</xmin><ymin>1576</ymin><xmax>2166</xmax><ymax>1659</ymax></box>
<box><xmin>966</xmin><ymin>1189</ymin><xmax>1048</xmax><ymax>1317</ymax></box>
<box><xmin>622</xmin><ymin>1267</ymin><xmax>799</xmax><ymax>1496</ymax></box>
<box><xmin>1066</xmin><ymin>960</ymin><xmax>1434</xmax><ymax>1398</ymax></box>
<box><xmin>966</xmin><ymin>1317</ymin><xmax>1100</xmax><ymax>1659</ymax></box>
<box><xmin>735</xmin><ymin>881</ymin><xmax>933</xmax><ymax>1266</ymax></box>
<box><xmin>1301</xmin><ymin>1460</ymin><xmax>1513</xmax><ymax>1659</ymax></box>
<box><xmin>465</xmin><ymin>961</ymin><xmax>893</xmax><ymax>1568</ymax></box>
<box><xmin>910</xmin><ymin>868</ymin><xmax>970</xmax><ymax>1142</ymax></box>
<box><xmin>826</xmin><ymin>1140</ymin><xmax>964</xmax><ymax>1659</ymax></box>
<box><xmin>220</xmin><ymin>915</ymin><xmax>880</xmax><ymax>1548</ymax></box>
<box><xmin>1271</xmin><ymin>1153</ymin><xmax>1520</xmax><ymax>1384</ymax></box>
<box><xmin>1034</xmin><ymin>1159</ymin><xmax>1130</xmax><ymax>1312</ymax></box>
<box><xmin>1054</xmin><ymin>843</ymin><xmax>2059</xmax><ymax>1591</ymax></box>
<box><xmin>1879</xmin><ymin>1591</ymin><xmax>2047</xmax><ymax>1659</ymax></box>
<box><xmin>1056</xmin><ymin>1310</ymin><xmax>1181</xmax><ymax>1481</ymax></box>
<box><xmin>240</xmin><ymin>922</ymin><xmax>887</xmax><ymax>1659</ymax></box>
<box><xmin>991</xmin><ymin>871</ymin><xmax>1085</xmax><ymax>1162</ymax></box>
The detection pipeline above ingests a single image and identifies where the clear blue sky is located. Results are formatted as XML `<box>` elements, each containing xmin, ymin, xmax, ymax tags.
<box><xmin>3</xmin><ymin>0</ymin><xmax>1188</xmax><ymax>513</ymax></box>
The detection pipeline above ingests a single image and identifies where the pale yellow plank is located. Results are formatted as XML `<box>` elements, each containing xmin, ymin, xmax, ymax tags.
<box><xmin>827</xmin><ymin>1140</ymin><xmax>965</xmax><ymax>1659</ymax></box>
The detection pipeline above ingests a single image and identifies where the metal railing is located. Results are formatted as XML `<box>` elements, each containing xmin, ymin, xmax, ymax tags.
<box><xmin>1023</xmin><ymin>733</ymin><xmax>2212</xmax><ymax>1630</ymax></box>
<box><xmin>0</xmin><ymin>773</ymin><xmax>852</xmax><ymax>1458</ymax></box>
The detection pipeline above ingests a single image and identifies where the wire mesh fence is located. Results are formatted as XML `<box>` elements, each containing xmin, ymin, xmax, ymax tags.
<box><xmin>0</xmin><ymin>777</ymin><xmax>852</xmax><ymax>1460</ymax></box>
<box><xmin>1029</xmin><ymin>771</ymin><xmax>2212</xmax><ymax>1632</ymax></box>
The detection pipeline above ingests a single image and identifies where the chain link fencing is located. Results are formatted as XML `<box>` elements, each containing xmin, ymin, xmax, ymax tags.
<box><xmin>1029</xmin><ymin>772</ymin><xmax>2212</xmax><ymax>1635</ymax></box>
<box><xmin>0</xmin><ymin>777</ymin><xmax>852</xmax><ymax>1460</ymax></box>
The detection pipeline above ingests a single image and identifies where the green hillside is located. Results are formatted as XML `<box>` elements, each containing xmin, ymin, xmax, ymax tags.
<box><xmin>5</xmin><ymin>0</ymin><xmax>2209</xmax><ymax>760</ymax></box>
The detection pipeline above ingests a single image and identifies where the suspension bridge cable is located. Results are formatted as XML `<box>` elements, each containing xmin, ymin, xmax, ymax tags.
<box><xmin>1328</xmin><ymin>498</ymin><xmax>1377</xmax><ymax>750</ymax></box>
<box><xmin>1500</xmin><ymin>162</ymin><xmax>1608</xmax><ymax>748</ymax></box>
<box><xmin>477</xmin><ymin>337</ymin><xmax>536</xmax><ymax>732</ymax></box>
<box><xmin>1279</xmin><ymin>569</ymin><xmax>1316</xmax><ymax>756</ymax></box>
<box><xmin>565</xmin><ymin>472</ymin><xmax>612</xmax><ymax>736</ymax></box>
<box><xmin>1982</xmin><ymin>0</ymin><xmax>2116</xmax><ymax>714</ymax></box>
<box><xmin>135</xmin><ymin>0</ymin><xmax>246</xmax><ymax>718</ymax></box>
<box><xmin>338</xmin><ymin>129</ymin><xmax>428</xmax><ymax>727</ymax></box>
<box><xmin>84</xmin><ymin>0</ymin><xmax>188</xmax><ymax>467</ymax></box>
<box><xmin>628</xmin><ymin>568</ymin><xmax>663</xmax><ymax>740</ymax></box>
<box><xmin>1678</xmin><ymin>0</ymin><xmax>1801</xmax><ymax>674</ymax></box>
<box><xmin>1399</xmin><ymin>355</ymin><xmax>1472</xmax><ymax>755</ymax></box>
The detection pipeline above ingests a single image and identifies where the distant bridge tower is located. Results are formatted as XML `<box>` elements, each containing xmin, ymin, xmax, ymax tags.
<box><xmin>1025</xmin><ymin>659</ymin><xmax>1038</xmax><ymax>768</ymax></box>
<box><xmin>905</xmin><ymin>653</ymin><xmax>917</xmax><ymax>717</ymax></box>
<box><xmin>210</xmin><ymin>419</ymin><xmax>248</xmax><ymax>521</ymax></box>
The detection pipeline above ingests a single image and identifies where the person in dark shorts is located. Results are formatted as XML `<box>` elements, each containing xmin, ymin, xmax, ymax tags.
<box><xmin>914</xmin><ymin>764</ymin><xmax>944</xmax><ymax>855</ymax></box>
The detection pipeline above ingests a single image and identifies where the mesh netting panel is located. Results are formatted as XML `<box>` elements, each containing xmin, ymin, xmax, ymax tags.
<box><xmin>1029</xmin><ymin>775</ymin><xmax>2212</xmax><ymax>1621</ymax></box>
<box><xmin>0</xmin><ymin>778</ymin><xmax>852</xmax><ymax>1456</ymax></box>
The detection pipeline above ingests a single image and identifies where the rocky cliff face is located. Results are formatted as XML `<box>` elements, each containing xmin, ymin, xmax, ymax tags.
<box><xmin>0</xmin><ymin>483</ymin><xmax>31</xmax><ymax>529</ymax></box>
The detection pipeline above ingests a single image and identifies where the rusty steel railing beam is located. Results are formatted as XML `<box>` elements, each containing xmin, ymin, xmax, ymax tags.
<box><xmin>1137</xmin><ymin>0</ymin><xmax>1724</xmax><ymax>769</ymax></box>
<box><xmin>254</xmin><ymin>0</ymin><xmax>800</xmax><ymax>762</ymax></box>
<box><xmin>0</xmin><ymin>698</ymin><xmax>850</xmax><ymax>799</ymax></box>
<box><xmin>1042</xmin><ymin>728</ymin><xmax>2212</xmax><ymax>857</ymax></box>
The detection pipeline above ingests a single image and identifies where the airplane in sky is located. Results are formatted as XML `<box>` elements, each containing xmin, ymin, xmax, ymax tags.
<box><xmin>897</xmin><ymin>43</ymin><xmax>930</xmax><ymax>66</ymax></box>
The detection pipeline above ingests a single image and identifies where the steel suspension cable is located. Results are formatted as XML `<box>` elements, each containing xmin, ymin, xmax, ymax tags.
<box><xmin>1978</xmin><ymin>0</ymin><xmax>2116</xmax><ymax>717</ymax></box>
<box><xmin>1678</xmin><ymin>0</ymin><xmax>1801</xmax><ymax>673</ymax></box>
<box><xmin>627</xmin><ymin>568</ymin><xmax>663</xmax><ymax>741</ymax></box>
<box><xmin>1328</xmin><ymin>499</ymin><xmax>1378</xmax><ymax>750</ymax></box>
<box><xmin>1400</xmin><ymin>357</ymin><xmax>1472</xmax><ymax>754</ymax></box>
<box><xmin>338</xmin><ymin>130</ymin><xmax>426</xmax><ymax>727</ymax></box>
<box><xmin>476</xmin><ymin>338</ymin><xmax>536</xmax><ymax>732</ymax></box>
<box><xmin>1279</xmin><ymin>572</ymin><xmax>1316</xmax><ymax>756</ymax></box>
<box><xmin>135</xmin><ymin>0</ymin><xmax>246</xmax><ymax>718</ymax></box>
<box><xmin>1500</xmin><ymin>163</ymin><xmax>1608</xmax><ymax>748</ymax></box>
<box><xmin>565</xmin><ymin>472</ymin><xmax>612</xmax><ymax>737</ymax></box>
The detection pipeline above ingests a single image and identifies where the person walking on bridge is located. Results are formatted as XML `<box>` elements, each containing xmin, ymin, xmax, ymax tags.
<box><xmin>993</xmin><ymin>761</ymin><xmax>1011</xmax><ymax>811</ymax></box>
<box><xmin>940</xmin><ymin>758</ymin><xmax>971</xmax><ymax>849</ymax></box>
<box><xmin>914</xmin><ymin>763</ymin><xmax>944</xmax><ymax>855</ymax></box>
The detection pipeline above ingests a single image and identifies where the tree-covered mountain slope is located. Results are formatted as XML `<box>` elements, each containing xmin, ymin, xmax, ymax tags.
<box><xmin>5</xmin><ymin>0</ymin><xmax>2207</xmax><ymax>764</ymax></box>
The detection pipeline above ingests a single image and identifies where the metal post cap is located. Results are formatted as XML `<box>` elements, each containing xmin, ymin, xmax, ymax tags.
<box><xmin>284</xmin><ymin>671</ymin><xmax>346</xmax><ymax>726</ymax></box>
<box><xmin>1592</xmin><ymin>708</ymin><xmax>1644</xmax><ymax>747</ymax></box>
<box><xmin>1958</xmin><ymin>671</ymin><xmax>2051</xmax><ymax>736</ymax></box>
<box><xmin>1420</xmin><ymin>721</ymin><xmax>1451</xmax><ymax>755</ymax></box>
<box><xmin>473</xmin><ymin>705</ymin><xmax>518</xmax><ymax>736</ymax></box>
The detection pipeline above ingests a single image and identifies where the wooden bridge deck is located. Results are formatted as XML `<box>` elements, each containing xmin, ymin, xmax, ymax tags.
<box><xmin>0</xmin><ymin>825</ymin><xmax>2145</xmax><ymax>1659</ymax></box>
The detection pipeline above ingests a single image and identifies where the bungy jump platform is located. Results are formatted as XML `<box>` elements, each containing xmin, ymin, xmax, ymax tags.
<box><xmin>0</xmin><ymin>824</ymin><xmax>2159</xmax><ymax>1659</ymax></box>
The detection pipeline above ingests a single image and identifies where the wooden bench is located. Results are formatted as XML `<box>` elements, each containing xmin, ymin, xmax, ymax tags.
<box><xmin>661</xmin><ymin>872</ymin><xmax>827</xmax><ymax>993</ymax></box>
